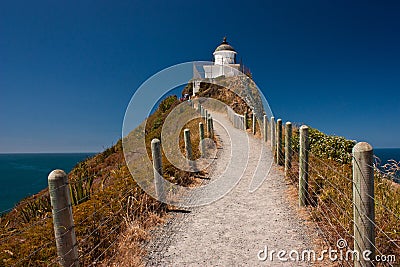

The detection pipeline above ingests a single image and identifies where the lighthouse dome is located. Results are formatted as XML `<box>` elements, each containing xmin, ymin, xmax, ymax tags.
<box><xmin>213</xmin><ymin>37</ymin><xmax>237</xmax><ymax>65</ymax></box>
<box><xmin>214</xmin><ymin>37</ymin><xmax>236</xmax><ymax>52</ymax></box>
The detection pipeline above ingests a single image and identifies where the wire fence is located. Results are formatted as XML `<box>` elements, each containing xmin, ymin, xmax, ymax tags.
<box><xmin>223</xmin><ymin>108</ymin><xmax>398</xmax><ymax>265</ymax></box>
<box><xmin>0</xmin><ymin>164</ymin><xmax>166</xmax><ymax>266</ymax></box>
<box><xmin>280</xmin><ymin>122</ymin><xmax>399</xmax><ymax>266</ymax></box>
<box><xmin>1</xmin><ymin>106</ymin><xmax>399</xmax><ymax>266</ymax></box>
<box><xmin>1</xmin><ymin>102</ymin><xmax>207</xmax><ymax>266</ymax></box>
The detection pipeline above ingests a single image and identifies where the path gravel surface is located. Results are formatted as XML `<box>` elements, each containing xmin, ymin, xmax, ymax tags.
<box><xmin>145</xmin><ymin>112</ymin><xmax>313</xmax><ymax>266</ymax></box>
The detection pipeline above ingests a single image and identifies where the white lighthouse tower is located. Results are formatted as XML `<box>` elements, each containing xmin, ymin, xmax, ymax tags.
<box><xmin>192</xmin><ymin>37</ymin><xmax>243</xmax><ymax>95</ymax></box>
<box><xmin>204</xmin><ymin>37</ymin><xmax>241</xmax><ymax>79</ymax></box>
<box><xmin>213</xmin><ymin>36</ymin><xmax>237</xmax><ymax>65</ymax></box>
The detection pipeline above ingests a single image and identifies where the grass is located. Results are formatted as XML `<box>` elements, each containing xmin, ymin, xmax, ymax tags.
<box><xmin>286</xmin><ymin>126</ymin><xmax>400</xmax><ymax>265</ymax></box>
<box><xmin>0</xmin><ymin>95</ymin><xmax>201</xmax><ymax>266</ymax></box>
<box><xmin>3</xmin><ymin>78</ymin><xmax>397</xmax><ymax>265</ymax></box>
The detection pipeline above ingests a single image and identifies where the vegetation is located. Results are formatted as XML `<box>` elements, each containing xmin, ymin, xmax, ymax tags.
<box><xmin>287</xmin><ymin>127</ymin><xmax>400</xmax><ymax>264</ymax></box>
<box><xmin>18</xmin><ymin>195</ymin><xmax>52</xmax><ymax>224</ymax></box>
<box><xmin>191</xmin><ymin>76</ymin><xmax>265</xmax><ymax>136</ymax></box>
<box><xmin>291</xmin><ymin>127</ymin><xmax>355</xmax><ymax>164</ymax></box>
<box><xmin>1</xmin><ymin>77</ymin><xmax>398</xmax><ymax>266</ymax></box>
<box><xmin>194</xmin><ymin>81</ymin><xmax>249</xmax><ymax>114</ymax></box>
<box><xmin>0</xmin><ymin>94</ymin><xmax>202</xmax><ymax>266</ymax></box>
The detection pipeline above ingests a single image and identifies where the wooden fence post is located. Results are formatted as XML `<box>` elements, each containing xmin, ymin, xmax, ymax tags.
<box><xmin>199</xmin><ymin>122</ymin><xmax>205</xmax><ymax>157</ymax></box>
<box><xmin>206</xmin><ymin>113</ymin><xmax>209</xmax><ymax>131</ymax></box>
<box><xmin>299</xmin><ymin>125</ymin><xmax>309</xmax><ymax>207</ymax></box>
<box><xmin>210</xmin><ymin>116</ymin><xmax>214</xmax><ymax>135</ymax></box>
<box><xmin>207</xmin><ymin>117</ymin><xmax>213</xmax><ymax>139</ymax></box>
<box><xmin>151</xmin><ymin>139</ymin><xmax>164</xmax><ymax>201</ymax></box>
<box><xmin>276</xmin><ymin>119</ymin><xmax>283</xmax><ymax>165</ymax></box>
<box><xmin>270</xmin><ymin>116</ymin><xmax>276</xmax><ymax>152</ymax></box>
<box><xmin>184</xmin><ymin>129</ymin><xmax>193</xmax><ymax>161</ymax></box>
<box><xmin>263</xmin><ymin>115</ymin><xmax>268</xmax><ymax>142</ymax></box>
<box><xmin>48</xmin><ymin>170</ymin><xmax>79</xmax><ymax>267</ymax></box>
<box><xmin>252</xmin><ymin>113</ymin><xmax>256</xmax><ymax>135</ymax></box>
<box><xmin>353</xmin><ymin>142</ymin><xmax>375</xmax><ymax>267</ymax></box>
<box><xmin>234</xmin><ymin>114</ymin><xmax>238</xmax><ymax>128</ymax></box>
<box><xmin>285</xmin><ymin>122</ymin><xmax>292</xmax><ymax>176</ymax></box>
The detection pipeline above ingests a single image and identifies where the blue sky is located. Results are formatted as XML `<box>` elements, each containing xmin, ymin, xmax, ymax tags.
<box><xmin>1</xmin><ymin>0</ymin><xmax>399</xmax><ymax>152</ymax></box>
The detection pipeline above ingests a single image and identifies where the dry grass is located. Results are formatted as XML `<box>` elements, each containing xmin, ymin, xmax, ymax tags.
<box><xmin>104</xmin><ymin>212</ymin><xmax>165</xmax><ymax>267</ymax></box>
<box><xmin>285</xmin><ymin>128</ymin><xmax>400</xmax><ymax>266</ymax></box>
<box><xmin>3</xmin><ymin>82</ymin><xmax>397</xmax><ymax>266</ymax></box>
<box><xmin>284</xmin><ymin>177</ymin><xmax>340</xmax><ymax>267</ymax></box>
<box><xmin>0</xmin><ymin>95</ymin><xmax>201</xmax><ymax>266</ymax></box>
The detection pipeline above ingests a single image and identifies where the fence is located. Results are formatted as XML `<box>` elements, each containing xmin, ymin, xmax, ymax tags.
<box><xmin>267</xmin><ymin>117</ymin><xmax>399</xmax><ymax>267</ymax></box>
<box><xmin>226</xmin><ymin>106</ymin><xmax>246</xmax><ymax>130</ymax></box>
<box><xmin>0</xmin><ymin>155</ymin><xmax>165</xmax><ymax>266</ymax></box>
<box><xmin>206</xmin><ymin>105</ymin><xmax>398</xmax><ymax>266</ymax></box>
<box><xmin>1</xmin><ymin>103</ymin><xmax>398</xmax><ymax>266</ymax></box>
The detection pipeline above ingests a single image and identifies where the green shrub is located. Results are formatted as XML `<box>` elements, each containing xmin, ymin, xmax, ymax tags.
<box><xmin>288</xmin><ymin>127</ymin><xmax>399</xmax><ymax>263</ymax></box>
<box><xmin>159</xmin><ymin>95</ymin><xmax>177</xmax><ymax>113</ymax></box>
<box><xmin>292</xmin><ymin>127</ymin><xmax>355</xmax><ymax>164</ymax></box>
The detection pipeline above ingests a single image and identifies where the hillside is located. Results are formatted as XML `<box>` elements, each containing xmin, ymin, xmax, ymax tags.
<box><xmin>0</xmin><ymin>94</ymin><xmax>202</xmax><ymax>266</ymax></box>
<box><xmin>0</xmin><ymin>78</ymin><xmax>250</xmax><ymax>265</ymax></box>
<box><xmin>1</xmin><ymin>78</ymin><xmax>399</xmax><ymax>266</ymax></box>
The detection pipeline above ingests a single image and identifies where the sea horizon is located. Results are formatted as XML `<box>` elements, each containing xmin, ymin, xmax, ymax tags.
<box><xmin>0</xmin><ymin>152</ymin><xmax>96</xmax><ymax>213</ymax></box>
<box><xmin>0</xmin><ymin>148</ymin><xmax>399</xmax><ymax>214</ymax></box>
<box><xmin>1</xmin><ymin>147</ymin><xmax>398</xmax><ymax>154</ymax></box>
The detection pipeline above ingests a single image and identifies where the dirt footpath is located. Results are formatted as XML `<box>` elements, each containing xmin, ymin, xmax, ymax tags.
<box><xmin>145</xmin><ymin>112</ymin><xmax>313</xmax><ymax>266</ymax></box>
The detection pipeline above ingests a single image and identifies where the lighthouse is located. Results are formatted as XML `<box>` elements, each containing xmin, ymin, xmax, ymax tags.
<box><xmin>204</xmin><ymin>37</ymin><xmax>241</xmax><ymax>79</ymax></box>
<box><xmin>192</xmin><ymin>37</ymin><xmax>243</xmax><ymax>95</ymax></box>
<box><xmin>213</xmin><ymin>37</ymin><xmax>237</xmax><ymax>65</ymax></box>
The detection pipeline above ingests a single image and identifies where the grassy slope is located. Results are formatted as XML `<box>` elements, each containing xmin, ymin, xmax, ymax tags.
<box><xmin>1</xmin><ymin>80</ymin><xmax>398</xmax><ymax>265</ymax></box>
<box><xmin>0</xmin><ymin>95</ymin><xmax>202</xmax><ymax>266</ymax></box>
<box><xmin>287</xmin><ymin>127</ymin><xmax>400</xmax><ymax>262</ymax></box>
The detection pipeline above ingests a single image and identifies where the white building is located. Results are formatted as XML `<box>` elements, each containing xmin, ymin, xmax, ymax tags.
<box><xmin>204</xmin><ymin>37</ymin><xmax>241</xmax><ymax>79</ymax></box>
<box><xmin>192</xmin><ymin>37</ymin><xmax>242</xmax><ymax>95</ymax></box>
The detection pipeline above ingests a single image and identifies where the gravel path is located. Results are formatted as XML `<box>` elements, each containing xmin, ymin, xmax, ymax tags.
<box><xmin>145</xmin><ymin>112</ymin><xmax>313</xmax><ymax>266</ymax></box>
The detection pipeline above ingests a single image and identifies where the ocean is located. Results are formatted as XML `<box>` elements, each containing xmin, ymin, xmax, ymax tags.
<box><xmin>0</xmin><ymin>153</ymin><xmax>95</xmax><ymax>213</ymax></box>
<box><xmin>0</xmin><ymin>149</ymin><xmax>398</xmax><ymax>214</ymax></box>
<box><xmin>374</xmin><ymin>148</ymin><xmax>400</xmax><ymax>166</ymax></box>
<box><xmin>374</xmin><ymin>148</ymin><xmax>400</xmax><ymax>182</ymax></box>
